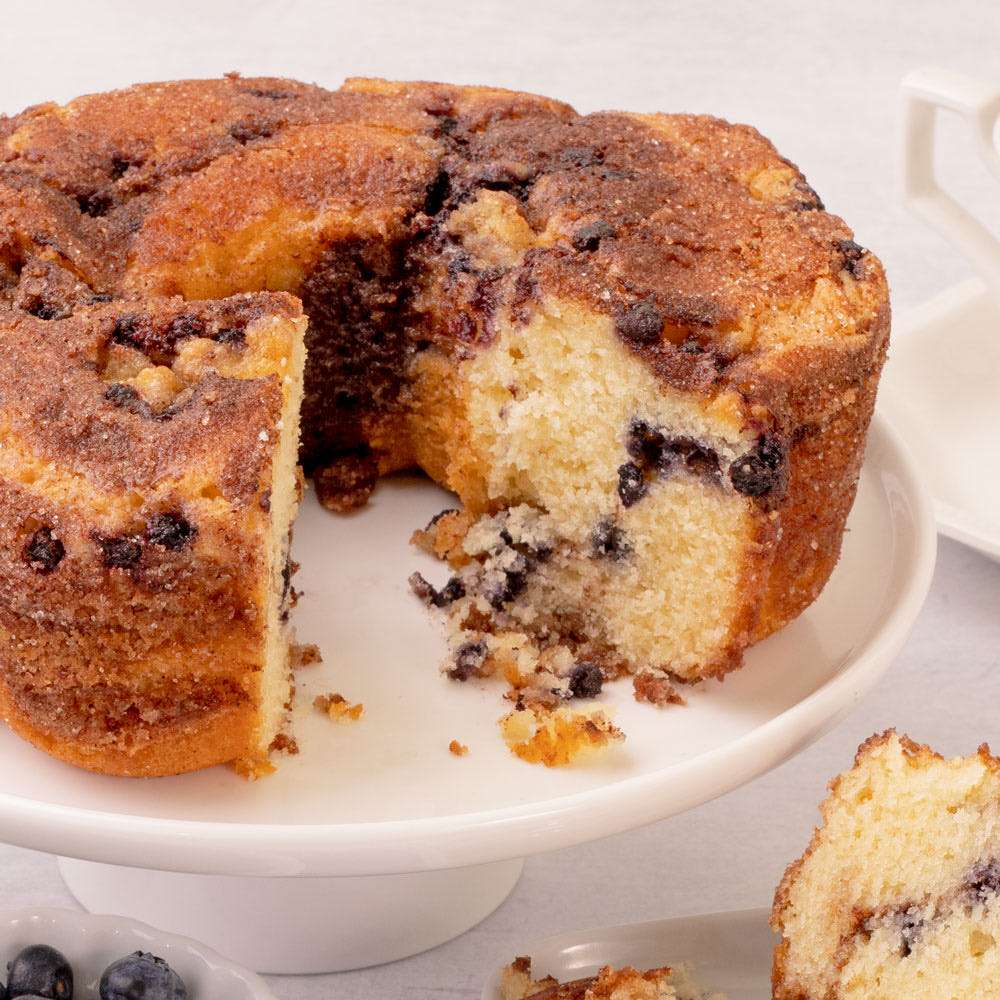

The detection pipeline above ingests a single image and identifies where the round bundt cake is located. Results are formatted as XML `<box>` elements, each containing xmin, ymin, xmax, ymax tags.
<box><xmin>0</xmin><ymin>75</ymin><xmax>889</xmax><ymax>776</ymax></box>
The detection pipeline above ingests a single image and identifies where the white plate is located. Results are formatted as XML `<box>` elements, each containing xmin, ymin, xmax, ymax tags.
<box><xmin>480</xmin><ymin>908</ymin><xmax>772</xmax><ymax>1000</ymax></box>
<box><xmin>0</xmin><ymin>907</ymin><xmax>274</xmax><ymax>999</ymax></box>
<box><xmin>0</xmin><ymin>416</ymin><xmax>935</xmax><ymax>878</ymax></box>
<box><xmin>880</xmin><ymin>277</ymin><xmax>1000</xmax><ymax>562</ymax></box>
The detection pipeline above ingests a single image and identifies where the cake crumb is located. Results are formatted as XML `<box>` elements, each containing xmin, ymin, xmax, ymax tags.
<box><xmin>500</xmin><ymin>955</ymin><xmax>726</xmax><ymax>1000</ymax></box>
<box><xmin>499</xmin><ymin>704</ymin><xmax>623</xmax><ymax>767</ymax></box>
<box><xmin>269</xmin><ymin>732</ymin><xmax>299</xmax><ymax>755</ymax></box>
<box><xmin>291</xmin><ymin>642</ymin><xmax>322</xmax><ymax>668</ymax></box>
<box><xmin>449</xmin><ymin>739</ymin><xmax>470</xmax><ymax>757</ymax></box>
<box><xmin>410</xmin><ymin>508</ymin><xmax>474</xmax><ymax>566</ymax></box>
<box><xmin>633</xmin><ymin>671</ymin><xmax>686</xmax><ymax>707</ymax></box>
<box><xmin>230</xmin><ymin>755</ymin><xmax>277</xmax><ymax>780</ymax></box>
<box><xmin>314</xmin><ymin>692</ymin><xmax>364</xmax><ymax>722</ymax></box>
<box><xmin>313</xmin><ymin>453</ymin><xmax>378</xmax><ymax>512</ymax></box>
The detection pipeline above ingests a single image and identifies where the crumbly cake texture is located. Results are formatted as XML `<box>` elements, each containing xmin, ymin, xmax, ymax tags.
<box><xmin>499</xmin><ymin>702</ymin><xmax>623</xmax><ymax>767</ymax></box>
<box><xmin>772</xmin><ymin>731</ymin><xmax>1000</xmax><ymax>999</ymax></box>
<box><xmin>0</xmin><ymin>74</ymin><xmax>887</xmax><ymax>776</ymax></box>
<box><xmin>500</xmin><ymin>956</ymin><xmax>725</xmax><ymax>1000</ymax></box>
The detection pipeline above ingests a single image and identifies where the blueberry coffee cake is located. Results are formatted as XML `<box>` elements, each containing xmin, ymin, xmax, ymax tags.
<box><xmin>772</xmin><ymin>731</ymin><xmax>1000</xmax><ymax>999</ymax></box>
<box><xmin>500</xmin><ymin>956</ymin><xmax>725</xmax><ymax>1000</ymax></box>
<box><xmin>0</xmin><ymin>74</ymin><xmax>887</xmax><ymax>776</ymax></box>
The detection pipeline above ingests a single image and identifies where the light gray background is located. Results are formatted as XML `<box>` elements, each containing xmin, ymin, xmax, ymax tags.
<box><xmin>2</xmin><ymin>2</ymin><xmax>999</xmax><ymax>997</ymax></box>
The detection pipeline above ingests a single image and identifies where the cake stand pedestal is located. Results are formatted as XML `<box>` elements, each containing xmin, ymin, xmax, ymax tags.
<box><xmin>0</xmin><ymin>419</ymin><xmax>934</xmax><ymax>975</ymax></box>
<box><xmin>58</xmin><ymin>857</ymin><xmax>524</xmax><ymax>974</ymax></box>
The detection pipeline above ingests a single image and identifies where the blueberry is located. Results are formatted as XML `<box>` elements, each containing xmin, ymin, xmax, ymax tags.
<box><xmin>835</xmin><ymin>238</ymin><xmax>866</xmax><ymax>278</ymax></box>
<box><xmin>571</xmin><ymin>220</ymin><xmax>615</xmax><ymax>252</ymax></box>
<box><xmin>569</xmin><ymin>662</ymin><xmax>604</xmax><ymax>699</ymax></box>
<box><xmin>966</xmin><ymin>859</ymin><xmax>1000</xmax><ymax>902</ymax></box>
<box><xmin>614</xmin><ymin>300</ymin><xmax>663</xmax><ymax>346</ymax></box>
<box><xmin>729</xmin><ymin>436</ymin><xmax>786</xmax><ymax>498</ymax></box>
<box><xmin>448</xmin><ymin>641</ymin><xmax>488</xmax><ymax>681</ymax></box>
<box><xmin>6</xmin><ymin>944</ymin><xmax>72</xmax><ymax>999</ymax></box>
<box><xmin>591</xmin><ymin>519</ymin><xmax>631</xmax><ymax>560</ymax></box>
<box><xmin>435</xmin><ymin>576</ymin><xmax>466</xmax><ymax>607</ymax></box>
<box><xmin>486</xmin><ymin>553</ymin><xmax>531</xmax><ymax>609</ymax></box>
<box><xmin>22</xmin><ymin>527</ymin><xmax>65</xmax><ymax>574</ymax></box>
<box><xmin>213</xmin><ymin>326</ymin><xmax>246</xmax><ymax>346</ymax></box>
<box><xmin>617</xmin><ymin>462</ymin><xmax>647</xmax><ymax>507</ymax></box>
<box><xmin>99</xmin><ymin>952</ymin><xmax>186</xmax><ymax>1000</ymax></box>
<box><xmin>408</xmin><ymin>573</ymin><xmax>465</xmax><ymax>608</ymax></box>
<box><xmin>625</xmin><ymin>419</ymin><xmax>666</xmax><ymax>467</ymax></box>
<box><xmin>145</xmin><ymin>513</ymin><xmax>196</xmax><ymax>551</ymax></box>
<box><xmin>103</xmin><ymin>383</ymin><xmax>140</xmax><ymax>408</ymax></box>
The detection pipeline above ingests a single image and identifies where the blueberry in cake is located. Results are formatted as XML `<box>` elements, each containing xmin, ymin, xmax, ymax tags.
<box><xmin>501</xmin><ymin>956</ymin><xmax>725</xmax><ymax>1000</ymax></box>
<box><xmin>0</xmin><ymin>75</ymin><xmax>888</xmax><ymax>775</ymax></box>
<box><xmin>773</xmin><ymin>731</ymin><xmax>1000</xmax><ymax>999</ymax></box>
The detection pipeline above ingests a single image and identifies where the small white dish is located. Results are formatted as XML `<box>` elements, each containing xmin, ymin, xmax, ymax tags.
<box><xmin>880</xmin><ymin>277</ymin><xmax>1000</xmax><ymax>562</ymax></box>
<box><xmin>480</xmin><ymin>907</ymin><xmax>772</xmax><ymax>1000</ymax></box>
<box><xmin>0</xmin><ymin>907</ymin><xmax>275</xmax><ymax>999</ymax></box>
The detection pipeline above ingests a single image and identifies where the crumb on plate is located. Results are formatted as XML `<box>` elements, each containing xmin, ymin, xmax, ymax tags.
<box><xmin>499</xmin><ymin>704</ymin><xmax>623</xmax><ymax>767</ymax></box>
<box><xmin>314</xmin><ymin>692</ymin><xmax>364</xmax><ymax>722</ymax></box>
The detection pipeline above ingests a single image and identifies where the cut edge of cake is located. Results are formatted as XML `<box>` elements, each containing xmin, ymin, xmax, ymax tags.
<box><xmin>772</xmin><ymin>730</ymin><xmax>1000</xmax><ymax>999</ymax></box>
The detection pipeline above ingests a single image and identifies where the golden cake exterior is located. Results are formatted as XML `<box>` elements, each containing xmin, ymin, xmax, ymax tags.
<box><xmin>0</xmin><ymin>294</ymin><xmax>306</xmax><ymax>776</ymax></box>
<box><xmin>0</xmin><ymin>75</ymin><xmax>888</xmax><ymax>775</ymax></box>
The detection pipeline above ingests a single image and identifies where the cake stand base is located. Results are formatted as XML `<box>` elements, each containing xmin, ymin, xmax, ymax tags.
<box><xmin>57</xmin><ymin>855</ymin><xmax>524</xmax><ymax>974</ymax></box>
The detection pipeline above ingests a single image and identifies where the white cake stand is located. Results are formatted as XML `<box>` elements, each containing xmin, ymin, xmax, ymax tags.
<box><xmin>0</xmin><ymin>417</ymin><xmax>935</xmax><ymax>974</ymax></box>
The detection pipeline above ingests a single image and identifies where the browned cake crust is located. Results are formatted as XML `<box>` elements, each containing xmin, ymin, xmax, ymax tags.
<box><xmin>0</xmin><ymin>75</ymin><xmax>888</xmax><ymax>775</ymax></box>
<box><xmin>0</xmin><ymin>293</ymin><xmax>302</xmax><ymax>774</ymax></box>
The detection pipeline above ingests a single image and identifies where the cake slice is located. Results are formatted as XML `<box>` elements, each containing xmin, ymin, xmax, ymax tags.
<box><xmin>0</xmin><ymin>293</ymin><xmax>306</xmax><ymax>775</ymax></box>
<box><xmin>772</xmin><ymin>731</ymin><xmax>1000</xmax><ymax>999</ymax></box>
<box><xmin>500</xmin><ymin>956</ymin><xmax>725</xmax><ymax>1000</ymax></box>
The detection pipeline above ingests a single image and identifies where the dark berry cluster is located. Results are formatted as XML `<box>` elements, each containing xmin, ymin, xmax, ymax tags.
<box><xmin>614</xmin><ymin>300</ymin><xmax>664</xmax><ymax>346</ymax></box>
<box><xmin>145</xmin><ymin>513</ymin><xmax>197</xmax><ymax>550</ymax></box>
<box><xmin>2</xmin><ymin>942</ymin><xmax>186</xmax><ymax>1000</ymax></box>
<box><xmin>615</xmin><ymin>419</ymin><xmax>727</xmax><ymax>510</ymax></box>
<box><xmin>22</xmin><ymin>527</ymin><xmax>65</xmax><ymax>574</ymax></box>
<box><xmin>408</xmin><ymin>572</ymin><xmax>465</xmax><ymax>609</ymax></box>
<box><xmin>93</xmin><ymin>512</ymin><xmax>196</xmax><ymax>570</ymax></box>
<box><xmin>591</xmin><ymin>518</ymin><xmax>631</xmax><ymax>560</ymax></box>
<box><xmin>728</xmin><ymin>436</ymin><xmax>786</xmax><ymax>498</ymax></box>
<box><xmin>568</xmin><ymin>661</ymin><xmax>604</xmax><ymax>699</ymax></box>
<box><xmin>448</xmin><ymin>640</ymin><xmax>488</xmax><ymax>681</ymax></box>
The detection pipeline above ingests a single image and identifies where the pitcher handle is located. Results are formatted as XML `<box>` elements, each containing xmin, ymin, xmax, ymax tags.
<box><xmin>901</xmin><ymin>68</ymin><xmax>1000</xmax><ymax>300</ymax></box>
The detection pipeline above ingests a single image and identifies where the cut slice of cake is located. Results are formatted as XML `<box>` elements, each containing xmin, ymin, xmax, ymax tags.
<box><xmin>500</xmin><ymin>956</ymin><xmax>725</xmax><ymax>1000</ymax></box>
<box><xmin>772</xmin><ymin>731</ymin><xmax>1000</xmax><ymax>999</ymax></box>
<box><xmin>0</xmin><ymin>293</ymin><xmax>306</xmax><ymax>776</ymax></box>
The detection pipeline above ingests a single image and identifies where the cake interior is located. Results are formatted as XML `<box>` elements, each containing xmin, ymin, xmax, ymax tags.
<box><xmin>410</xmin><ymin>297</ymin><xmax>772</xmax><ymax>697</ymax></box>
<box><xmin>774</xmin><ymin>732</ymin><xmax>1000</xmax><ymax>999</ymax></box>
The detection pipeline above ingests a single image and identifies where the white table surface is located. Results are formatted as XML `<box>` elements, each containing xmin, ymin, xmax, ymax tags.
<box><xmin>2</xmin><ymin>2</ymin><xmax>999</xmax><ymax>997</ymax></box>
